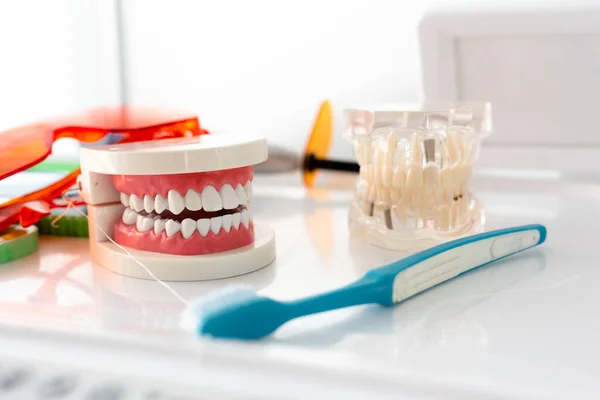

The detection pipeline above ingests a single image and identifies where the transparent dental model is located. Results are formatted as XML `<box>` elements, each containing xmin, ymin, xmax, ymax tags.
<box><xmin>344</xmin><ymin>102</ymin><xmax>492</xmax><ymax>251</ymax></box>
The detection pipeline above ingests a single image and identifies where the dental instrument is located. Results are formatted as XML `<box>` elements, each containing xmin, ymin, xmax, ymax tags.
<box><xmin>255</xmin><ymin>101</ymin><xmax>361</xmax><ymax>184</ymax></box>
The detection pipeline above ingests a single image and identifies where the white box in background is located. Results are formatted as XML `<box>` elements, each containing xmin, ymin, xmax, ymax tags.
<box><xmin>418</xmin><ymin>0</ymin><xmax>600</xmax><ymax>172</ymax></box>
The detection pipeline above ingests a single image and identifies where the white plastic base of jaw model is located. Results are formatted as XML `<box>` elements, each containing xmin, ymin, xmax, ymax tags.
<box><xmin>91</xmin><ymin>222</ymin><xmax>275</xmax><ymax>281</ymax></box>
<box><xmin>79</xmin><ymin>133</ymin><xmax>276</xmax><ymax>281</ymax></box>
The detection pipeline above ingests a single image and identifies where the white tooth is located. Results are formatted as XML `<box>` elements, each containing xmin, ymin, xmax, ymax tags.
<box><xmin>450</xmin><ymin>202</ymin><xmax>459</xmax><ymax>229</ymax></box>
<box><xmin>375</xmin><ymin>186</ymin><xmax>383</xmax><ymax>202</ymax></box>
<box><xmin>210</xmin><ymin>216</ymin><xmax>222</xmax><ymax>235</ymax></box>
<box><xmin>120</xmin><ymin>193</ymin><xmax>129</xmax><ymax>207</ymax></box>
<box><xmin>144</xmin><ymin>195</ymin><xmax>154</xmax><ymax>213</ymax></box>
<box><xmin>381</xmin><ymin>187</ymin><xmax>391</xmax><ymax>203</ymax></box>
<box><xmin>135</xmin><ymin>215</ymin><xmax>144</xmax><ymax>230</ymax></box>
<box><xmin>382</xmin><ymin>167</ymin><xmax>393</xmax><ymax>187</ymax></box>
<box><xmin>406</xmin><ymin>165</ymin><xmax>423</xmax><ymax>188</ymax></box>
<box><xmin>410</xmin><ymin>133</ymin><xmax>422</xmax><ymax>164</ymax></box>
<box><xmin>359</xmin><ymin>183</ymin><xmax>369</xmax><ymax>201</ymax></box>
<box><xmin>168</xmin><ymin>190</ymin><xmax>185</xmax><ymax>215</ymax></box>
<box><xmin>391</xmin><ymin>188</ymin><xmax>401</xmax><ymax>203</ymax></box>
<box><xmin>241</xmin><ymin>208</ymin><xmax>250</xmax><ymax>228</ymax></box>
<box><xmin>368</xmin><ymin>185</ymin><xmax>376</xmax><ymax>202</ymax></box>
<box><xmin>441</xmin><ymin>167</ymin><xmax>455</xmax><ymax>189</ymax></box>
<box><xmin>375</xmin><ymin>148</ymin><xmax>384</xmax><ymax>169</ymax></box>
<box><xmin>395</xmin><ymin>146</ymin><xmax>406</xmax><ymax>167</ymax></box>
<box><xmin>136</xmin><ymin>215</ymin><xmax>153</xmax><ymax>232</ymax></box>
<box><xmin>202</xmin><ymin>185</ymin><xmax>222</xmax><ymax>211</ymax></box>
<box><xmin>222</xmin><ymin>214</ymin><xmax>232</xmax><ymax>233</ymax></box>
<box><xmin>122</xmin><ymin>208</ymin><xmax>137</xmax><ymax>225</ymax></box>
<box><xmin>220</xmin><ymin>184</ymin><xmax>238</xmax><ymax>210</ymax></box>
<box><xmin>232</xmin><ymin>212</ymin><xmax>241</xmax><ymax>229</ymax></box>
<box><xmin>373</xmin><ymin>168</ymin><xmax>382</xmax><ymax>186</ymax></box>
<box><xmin>386</xmin><ymin>134</ymin><xmax>398</xmax><ymax>165</ymax></box>
<box><xmin>423</xmin><ymin>162</ymin><xmax>441</xmax><ymax>199</ymax></box>
<box><xmin>184</xmin><ymin>189</ymin><xmax>202</xmax><ymax>211</ymax></box>
<box><xmin>165</xmin><ymin>219</ymin><xmax>181</xmax><ymax>237</ymax></box>
<box><xmin>455</xmin><ymin>199</ymin><xmax>464</xmax><ymax>225</ymax></box>
<box><xmin>244</xmin><ymin>181</ymin><xmax>253</xmax><ymax>202</ymax></box>
<box><xmin>456</xmin><ymin>164</ymin><xmax>473</xmax><ymax>192</ymax></box>
<box><xmin>154</xmin><ymin>219</ymin><xmax>166</xmax><ymax>234</ymax></box>
<box><xmin>235</xmin><ymin>184</ymin><xmax>247</xmax><ymax>205</ymax></box>
<box><xmin>181</xmin><ymin>218</ymin><xmax>196</xmax><ymax>239</ymax></box>
<box><xmin>395</xmin><ymin>202</ymin><xmax>407</xmax><ymax>223</ymax></box>
<box><xmin>459</xmin><ymin>196</ymin><xmax>469</xmax><ymax>221</ymax></box>
<box><xmin>392</xmin><ymin>168</ymin><xmax>406</xmax><ymax>188</ymax></box>
<box><xmin>447</xmin><ymin>132</ymin><xmax>463</xmax><ymax>164</ymax></box>
<box><xmin>353</xmin><ymin>142</ymin><xmax>364</xmax><ymax>164</ymax></box>
<box><xmin>155</xmin><ymin>194</ymin><xmax>168</xmax><ymax>214</ymax></box>
<box><xmin>197</xmin><ymin>219</ymin><xmax>210</xmax><ymax>236</ymax></box>
<box><xmin>130</xmin><ymin>194</ymin><xmax>144</xmax><ymax>212</ymax></box>
<box><xmin>363</xmin><ymin>144</ymin><xmax>371</xmax><ymax>163</ymax></box>
<box><xmin>439</xmin><ymin>206</ymin><xmax>450</xmax><ymax>230</ymax></box>
<box><xmin>359</xmin><ymin>166</ymin><xmax>367</xmax><ymax>180</ymax></box>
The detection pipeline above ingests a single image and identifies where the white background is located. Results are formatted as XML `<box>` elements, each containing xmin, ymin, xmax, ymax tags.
<box><xmin>120</xmin><ymin>0</ymin><xmax>430</xmax><ymax>159</ymax></box>
<box><xmin>1</xmin><ymin>0</ymin><xmax>596</xmax><ymax>163</ymax></box>
<box><xmin>0</xmin><ymin>0</ymin><xmax>431</xmax><ymax>160</ymax></box>
<box><xmin>0</xmin><ymin>0</ymin><xmax>121</xmax><ymax>157</ymax></box>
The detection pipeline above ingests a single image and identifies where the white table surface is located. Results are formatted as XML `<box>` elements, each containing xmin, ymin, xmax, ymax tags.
<box><xmin>0</xmin><ymin>166</ymin><xmax>597</xmax><ymax>399</ymax></box>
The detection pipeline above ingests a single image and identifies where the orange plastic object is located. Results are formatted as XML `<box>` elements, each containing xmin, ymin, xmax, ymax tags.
<box><xmin>0</xmin><ymin>105</ymin><xmax>208</xmax><ymax>232</ymax></box>
<box><xmin>0</xmin><ymin>170</ymin><xmax>82</xmax><ymax>231</ymax></box>
<box><xmin>302</xmin><ymin>100</ymin><xmax>333</xmax><ymax>186</ymax></box>
<box><xmin>0</xmin><ymin>105</ymin><xmax>205</xmax><ymax>181</ymax></box>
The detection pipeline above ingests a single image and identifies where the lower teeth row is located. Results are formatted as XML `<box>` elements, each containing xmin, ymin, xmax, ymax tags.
<box><xmin>122</xmin><ymin>208</ymin><xmax>250</xmax><ymax>238</ymax></box>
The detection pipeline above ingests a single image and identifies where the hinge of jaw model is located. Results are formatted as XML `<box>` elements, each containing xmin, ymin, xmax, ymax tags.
<box><xmin>78</xmin><ymin>134</ymin><xmax>276</xmax><ymax>281</ymax></box>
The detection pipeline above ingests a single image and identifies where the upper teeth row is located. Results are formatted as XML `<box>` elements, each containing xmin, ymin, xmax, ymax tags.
<box><xmin>354</xmin><ymin>132</ymin><xmax>469</xmax><ymax>168</ymax></box>
<box><xmin>120</xmin><ymin>181</ymin><xmax>252</xmax><ymax>214</ymax></box>
<box><xmin>359</xmin><ymin>163</ymin><xmax>472</xmax><ymax>190</ymax></box>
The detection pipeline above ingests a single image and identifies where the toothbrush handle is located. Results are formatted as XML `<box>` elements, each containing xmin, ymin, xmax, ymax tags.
<box><xmin>285</xmin><ymin>276</ymin><xmax>385</xmax><ymax>319</ymax></box>
<box><xmin>375</xmin><ymin>224</ymin><xmax>547</xmax><ymax>305</ymax></box>
<box><xmin>286</xmin><ymin>225</ymin><xmax>547</xmax><ymax>317</ymax></box>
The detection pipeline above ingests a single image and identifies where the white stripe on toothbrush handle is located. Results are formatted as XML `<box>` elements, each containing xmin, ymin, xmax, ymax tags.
<box><xmin>392</xmin><ymin>229</ymin><xmax>542</xmax><ymax>303</ymax></box>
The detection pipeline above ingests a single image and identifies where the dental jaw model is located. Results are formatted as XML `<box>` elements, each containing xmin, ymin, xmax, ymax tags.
<box><xmin>78</xmin><ymin>134</ymin><xmax>276</xmax><ymax>281</ymax></box>
<box><xmin>345</xmin><ymin>102</ymin><xmax>491</xmax><ymax>251</ymax></box>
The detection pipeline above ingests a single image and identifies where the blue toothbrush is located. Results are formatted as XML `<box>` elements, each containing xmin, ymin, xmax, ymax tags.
<box><xmin>188</xmin><ymin>224</ymin><xmax>546</xmax><ymax>340</ymax></box>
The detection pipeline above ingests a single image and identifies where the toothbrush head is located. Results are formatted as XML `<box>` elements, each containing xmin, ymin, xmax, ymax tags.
<box><xmin>185</xmin><ymin>285</ymin><xmax>287</xmax><ymax>340</ymax></box>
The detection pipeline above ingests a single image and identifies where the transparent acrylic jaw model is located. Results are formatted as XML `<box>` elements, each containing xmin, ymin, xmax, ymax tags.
<box><xmin>345</xmin><ymin>102</ymin><xmax>492</xmax><ymax>252</ymax></box>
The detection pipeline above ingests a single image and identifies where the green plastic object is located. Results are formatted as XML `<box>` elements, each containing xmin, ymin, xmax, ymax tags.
<box><xmin>28</xmin><ymin>159</ymin><xmax>80</xmax><ymax>173</ymax></box>
<box><xmin>0</xmin><ymin>225</ymin><xmax>39</xmax><ymax>263</ymax></box>
<box><xmin>35</xmin><ymin>215</ymin><xmax>89</xmax><ymax>237</ymax></box>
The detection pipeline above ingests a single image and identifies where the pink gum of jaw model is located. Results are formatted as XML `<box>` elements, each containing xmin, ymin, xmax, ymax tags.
<box><xmin>113</xmin><ymin>166</ymin><xmax>254</xmax><ymax>255</ymax></box>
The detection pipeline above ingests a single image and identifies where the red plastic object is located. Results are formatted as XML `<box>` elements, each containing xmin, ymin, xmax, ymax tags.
<box><xmin>0</xmin><ymin>105</ymin><xmax>208</xmax><ymax>232</ymax></box>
